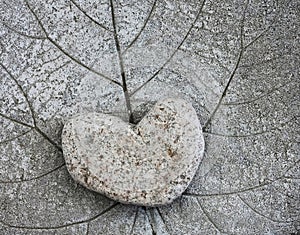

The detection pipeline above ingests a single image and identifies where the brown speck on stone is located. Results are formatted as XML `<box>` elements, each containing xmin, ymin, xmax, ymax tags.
<box><xmin>174</xmin><ymin>136</ymin><xmax>180</xmax><ymax>143</ymax></box>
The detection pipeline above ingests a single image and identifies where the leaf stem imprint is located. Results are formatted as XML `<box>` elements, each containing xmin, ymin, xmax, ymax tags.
<box><xmin>144</xmin><ymin>207</ymin><xmax>157</xmax><ymax>235</ymax></box>
<box><xmin>110</xmin><ymin>0</ymin><xmax>134</xmax><ymax>123</ymax></box>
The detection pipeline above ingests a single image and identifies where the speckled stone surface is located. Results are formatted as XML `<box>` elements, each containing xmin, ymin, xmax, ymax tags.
<box><xmin>62</xmin><ymin>98</ymin><xmax>204</xmax><ymax>206</ymax></box>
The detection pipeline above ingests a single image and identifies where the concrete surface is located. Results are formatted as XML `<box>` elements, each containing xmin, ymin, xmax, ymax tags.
<box><xmin>0</xmin><ymin>0</ymin><xmax>299</xmax><ymax>234</ymax></box>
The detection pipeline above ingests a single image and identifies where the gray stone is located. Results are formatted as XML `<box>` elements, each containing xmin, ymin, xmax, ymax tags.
<box><xmin>62</xmin><ymin>98</ymin><xmax>204</xmax><ymax>206</ymax></box>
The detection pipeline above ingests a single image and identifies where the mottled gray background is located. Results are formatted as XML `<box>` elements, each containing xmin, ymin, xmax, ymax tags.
<box><xmin>0</xmin><ymin>0</ymin><xmax>299</xmax><ymax>234</ymax></box>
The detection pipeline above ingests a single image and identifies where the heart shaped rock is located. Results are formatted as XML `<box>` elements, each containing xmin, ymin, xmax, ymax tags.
<box><xmin>62</xmin><ymin>98</ymin><xmax>204</xmax><ymax>206</ymax></box>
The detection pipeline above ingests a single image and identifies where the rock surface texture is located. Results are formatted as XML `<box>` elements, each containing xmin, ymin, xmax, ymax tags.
<box><xmin>1</xmin><ymin>0</ymin><xmax>299</xmax><ymax>234</ymax></box>
<box><xmin>62</xmin><ymin>98</ymin><xmax>204</xmax><ymax>206</ymax></box>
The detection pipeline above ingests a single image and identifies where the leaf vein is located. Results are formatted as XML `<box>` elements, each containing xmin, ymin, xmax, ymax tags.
<box><xmin>0</xmin><ymin>163</ymin><xmax>65</xmax><ymax>184</ymax></box>
<box><xmin>24</xmin><ymin>0</ymin><xmax>121</xmax><ymax>87</ymax></box>
<box><xmin>130</xmin><ymin>0</ymin><xmax>207</xmax><ymax>96</ymax></box>
<box><xmin>0</xmin><ymin>203</ymin><xmax>120</xmax><ymax>230</ymax></box>
<box><xmin>222</xmin><ymin>76</ymin><xmax>294</xmax><ymax>106</ymax></box>
<box><xmin>122</xmin><ymin>0</ymin><xmax>158</xmax><ymax>55</ymax></box>
<box><xmin>69</xmin><ymin>0</ymin><xmax>112</xmax><ymax>32</ymax></box>
<box><xmin>202</xmin><ymin>0</ymin><xmax>250</xmax><ymax>131</ymax></box>
<box><xmin>156</xmin><ymin>207</ymin><xmax>171</xmax><ymax>234</ymax></box>
<box><xmin>129</xmin><ymin>207</ymin><xmax>139</xmax><ymax>235</ymax></box>
<box><xmin>237</xmin><ymin>195</ymin><xmax>294</xmax><ymax>224</ymax></box>
<box><xmin>0</xmin><ymin>130</ymin><xmax>32</xmax><ymax>145</ymax></box>
<box><xmin>196</xmin><ymin>198</ymin><xmax>223</xmax><ymax>234</ymax></box>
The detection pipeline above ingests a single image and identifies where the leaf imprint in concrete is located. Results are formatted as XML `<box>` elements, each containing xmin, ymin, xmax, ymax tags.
<box><xmin>62</xmin><ymin>98</ymin><xmax>204</xmax><ymax>206</ymax></box>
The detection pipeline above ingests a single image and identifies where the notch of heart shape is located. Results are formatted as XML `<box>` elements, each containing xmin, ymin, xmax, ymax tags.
<box><xmin>62</xmin><ymin>98</ymin><xmax>204</xmax><ymax>206</ymax></box>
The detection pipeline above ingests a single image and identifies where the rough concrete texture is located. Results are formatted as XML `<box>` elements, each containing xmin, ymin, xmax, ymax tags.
<box><xmin>0</xmin><ymin>0</ymin><xmax>299</xmax><ymax>234</ymax></box>
<box><xmin>62</xmin><ymin>98</ymin><xmax>204</xmax><ymax>206</ymax></box>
